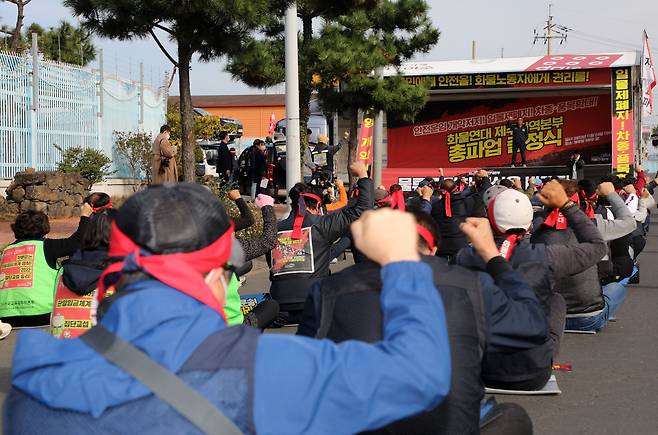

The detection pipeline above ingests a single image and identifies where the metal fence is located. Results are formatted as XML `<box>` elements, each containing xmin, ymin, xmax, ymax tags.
<box><xmin>0</xmin><ymin>44</ymin><xmax>167</xmax><ymax>180</ymax></box>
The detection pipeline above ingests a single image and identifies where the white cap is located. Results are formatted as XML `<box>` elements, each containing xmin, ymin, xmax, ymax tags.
<box><xmin>483</xmin><ymin>185</ymin><xmax>508</xmax><ymax>206</ymax></box>
<box><xmin>488</xmin><ymin>189</ymin><xmax>533</xmax><ymax>234</ymax></box>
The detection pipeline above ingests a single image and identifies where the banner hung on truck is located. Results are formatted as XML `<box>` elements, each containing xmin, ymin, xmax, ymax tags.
<box><xmin>387</xmin><ymin>94</ymin><xmax>612</xmax><ymax>169</ymax></box>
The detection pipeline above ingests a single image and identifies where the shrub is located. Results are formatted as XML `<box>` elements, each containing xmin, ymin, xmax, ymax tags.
<box><xmin>114</xmin><ymin>130</ymin><xmax>153</xmax><ymax>190</ymax></box>
<box><xmin>56</xmin><ymin>145</ymin><xmax>114</xmax><ymax>190</ymax></box>
<box><xmin>202</xmin><ymin>176</ymin><xmax>263</xmax><ymax>240</ymax></box>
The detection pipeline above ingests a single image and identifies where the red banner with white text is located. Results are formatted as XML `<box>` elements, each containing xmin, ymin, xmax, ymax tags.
<box><xmin>387</xmin><ymin>95</ymin><xmax>612</xmax><ymax>169</ymax></box>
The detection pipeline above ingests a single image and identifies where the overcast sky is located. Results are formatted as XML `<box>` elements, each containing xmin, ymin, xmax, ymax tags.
<box><xmin>1</xmin><ymin>0</ymin><xmax>656</xmax><ymax>107</ymax></box>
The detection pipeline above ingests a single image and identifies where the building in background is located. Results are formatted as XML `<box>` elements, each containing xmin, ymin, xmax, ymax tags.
<box><xmin>168</xmin><ymin>94</ymin><xmax>285</xmax><ymax>142</ymax></box>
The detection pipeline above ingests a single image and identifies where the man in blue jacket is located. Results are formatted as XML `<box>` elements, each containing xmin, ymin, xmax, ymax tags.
<box><xmin>4</xmin><ymin>183</ymin><xmax>450</xmax><ymax>435</ymax></box>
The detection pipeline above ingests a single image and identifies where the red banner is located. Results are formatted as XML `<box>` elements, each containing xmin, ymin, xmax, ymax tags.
<box><xmin>0</xmin><ymin>244</ymin><xmax>36</xmax><ymax>290</ymax></box>
<box><xmin>387</xmin><ymin>95</ymin><xmax>612</xmax><ymax>169</ymax></box>
<box><xmin>525</xmin><ymin>54</ymin><xmax>623</xmax><ymax>71</ymax></box>
<box><xmin>357</xmin><ymin>114</ymin><xmax>374</xmax><ymax>168</ymax></box>
<box><xmin>611</xmin><ymin>67</ymin><xmax>634</xmax><ymax>176</ymax></box>
<box><xmin>403</xmin><ymin>68</ymin><xmax>611</xmax><ymax>91</ymax></box>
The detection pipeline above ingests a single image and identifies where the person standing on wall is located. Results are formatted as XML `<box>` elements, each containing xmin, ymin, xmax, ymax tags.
<box><xmin>508</xmin><ymin>117</ymin><xmax>529</xmax><ymax>168</ymax></box>
<box><xmin>568</xmin><ymin>153</ymin><xmax>585</xmax><ymax>180</ymax></box>
<box><xmin>216</xmin><ymin>131</ymin><xmax>233</xmax><ymax>183</ymax></box>
<box><xmin>152</xmin><ymin>125</ymin><xmax>178</xmax><ymax>183</ymax></box>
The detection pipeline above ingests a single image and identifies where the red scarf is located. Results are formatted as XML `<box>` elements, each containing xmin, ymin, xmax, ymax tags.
<box><xmin>442</xmin><ymin>189</ymin><xmax>455</xmax><ymax>217</ymax></box>
<box><xmin>487</xmin><ymin>197</ymin><xmax>523</xmax><ymax>260</ymax></box>
<box><xmin>292</xmin><ymin>193</ymin><xmax>322</xmax><ymax>239</ymax></box>
<box><xmin>390</xmin><ymin>190</ymin><xmax>406</xmax><ymax>211</ymax></box>
<box><xmin>97</xmin><ymin>221</ymin><xmax>234</xmax><ymax>321</ymax></box>
<box><xmin>416</xmin><ymin>224</ymin><xmax>436</xmax><ymax>251</ymax></box>
<box><xmin>579</xmin><ymin>190</ymin><xmax>597</xmax><ymax>218</ymax></box>
<box><xmin>543</xmin><ymin>193</ymin><xmax>579</xmax><ymax>230</ymax></box>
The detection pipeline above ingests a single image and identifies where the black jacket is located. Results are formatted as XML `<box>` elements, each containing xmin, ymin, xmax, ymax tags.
<box><xmin>269</xmin><ymin>177</ymin><xmax>373</xmax><ymax>306</ymax></box>
<box><xmin>567</xmin><ymin>157</ymin><xmax>585</xmax><ymax>180</ymax></box>
<box><xmin>299</xmin><ymin>256</ymin><xmax>488</xmax><ymax>435</ymax></box>
<box><xmin>431</xmin><ymin>181</ymin><xmax>490</xmax><ymax>257</ymax></box>
<box><xmin>507</xmin><ymin>121</ymin><xmax>529</xmax><ymax>147</ymax></box>
<box><xmin>251</xmin><ymin>151</ymin><xmax>268</xmax><ymax>182</ymax></box>
<box><xmin>62</xmin><ymin>249</ymin><xmax>108</xmax><ymax>296</ymax></box>
<box><xmin>217</xmin><ymin>142</ymin><xmax>233</xmax><ymax>176</ymax></box>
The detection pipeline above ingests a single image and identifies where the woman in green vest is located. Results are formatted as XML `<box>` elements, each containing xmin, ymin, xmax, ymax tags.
<box><xmin>0</xmin><ymin>204</ymin><xmax>93</xmax><ymax>327</ymax></box>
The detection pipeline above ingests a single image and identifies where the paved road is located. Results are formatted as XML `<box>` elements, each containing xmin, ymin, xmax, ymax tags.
<box><xmin>1</xmin><ymin>226</ymin><xmax>657</xmax><ymax>434</ymax></box>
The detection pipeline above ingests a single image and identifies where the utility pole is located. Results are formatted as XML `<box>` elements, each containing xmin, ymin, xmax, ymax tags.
<box><xmin>501</xmin><ymin>47</ymin><xmax>504</xmax><ymax>58</ymax></box>
<box><xmin>471</xmin><ymin>40</ymin><xmax>476</xmax><ymax>60</ymax></box>
<box><xmin>284</xmin><ymin>4</ymin><xmax>301</xmax><ymax>190</ymax></box>
<box><xmin>533</xmin><ymin>4</ymin><xmax>568</xmax><ymax>55</ymax></box>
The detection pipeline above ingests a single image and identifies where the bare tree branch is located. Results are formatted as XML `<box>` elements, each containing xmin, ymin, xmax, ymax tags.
<box><xmin>148</xmin><ymin>28</ymin><xmax>178</xmax><ymax>67</ymax></box>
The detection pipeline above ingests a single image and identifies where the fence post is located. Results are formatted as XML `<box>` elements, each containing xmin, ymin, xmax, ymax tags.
<box><xmin>30</xmin><ymin>33</ymin><xmax>39</xmax><ymax>169</ymax></box>
<box><xmin>139</xmin><ymin>62</ymin><xmax>144</xmax><ymax>131</ymax></box>
<box><xmin>97</xmin><ymin>49</ymin><xmax>104</xmax><ymax>151</ymax></box>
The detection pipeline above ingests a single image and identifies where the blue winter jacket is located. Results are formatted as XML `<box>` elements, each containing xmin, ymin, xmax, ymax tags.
<box><xmin>4</xmin><ymin>262</ymin><xmax>451</xmax><ymax>435</ymax></box>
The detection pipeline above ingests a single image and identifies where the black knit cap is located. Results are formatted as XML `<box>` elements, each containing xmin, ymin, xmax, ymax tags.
<box><xmin>115</xmin><ymin>183</ymin><xmax>231</xmax><ymax>255</ymax></box>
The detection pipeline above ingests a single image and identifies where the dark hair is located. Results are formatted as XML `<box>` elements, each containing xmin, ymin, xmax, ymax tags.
<box><xmin>288</xmin><ymin>182</ymin><xmax>321</xmax><ymax>210</ymax></box>
<box><xmin>85</xmin><ymin>192</ymin><xmax>111</xmax><ymax>209</ymax></box>
<box><xmin>11</xmin><ymin>211</ymin><xmax>50</xmax><ymax>239</ymax></box>
<box><xmin>219</xmin><ymin>131</ymin><xmax>228</xmax><ymax>141</ymax></box>
<box><xmin>578</xmin><ymin>179</ymin><xmax>597</xmax><ymax>198</ymax></box>
<box><xmin>160</xmin><ymin>124</ymin><xmax>170</xmax><ymax>134</ymax></box>
<box><xmin>441</xmin><ymin>179</ymin><xmax>456</xmax><ymax>192</ymax></box>
<box><xmin>82</xmin><ymin>209</ymin><xmax>116</xmax><ymax>250</ymax></box>
<box><xmin>499</xmin><ymin>179</ymin><xmax>514</xmax><ymax>188</ymax></box>
<box><xmin>559</xmin><ymin>179</ymin><xmax>579</xmax><ymax>197</ymax></box>
<box><xmin>390</xmin><ymin>184</ymin><xmax>403</xmax><ymax>193</ymax></box>
<box><xmin>413</xmin><ymin>210</ymin><xmax>440</xmax><ymax>252</ymax></box>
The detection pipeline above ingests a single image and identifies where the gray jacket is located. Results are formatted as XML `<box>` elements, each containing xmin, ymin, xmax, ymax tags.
<box><xmin>593</xmin><ymin>192</ymin><xmax>636</xmax><ymax>241</ymax></box>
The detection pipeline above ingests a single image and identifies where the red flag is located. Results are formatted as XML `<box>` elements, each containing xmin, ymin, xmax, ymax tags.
<box><xmin>357</xmin><ymin>113</ymin><xmax>374</xmax><ymax>170</ymax></box>
<box><xmin>268</xmin><ymin>113</ymin><xmax>277</xmax><ymax>136</ymax></box>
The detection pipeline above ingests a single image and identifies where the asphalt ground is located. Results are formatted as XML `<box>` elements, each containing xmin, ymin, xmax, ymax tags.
<box><xmin>1</xmin><ymin>223</ymin><xmax>657</xmax><ymax>434</ymax></box>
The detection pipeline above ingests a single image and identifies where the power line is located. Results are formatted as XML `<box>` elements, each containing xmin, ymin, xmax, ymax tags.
<box><xmin>533</xmin><ymin>4</ymin><xmax>568</xmax><ymax>55</ymax></box>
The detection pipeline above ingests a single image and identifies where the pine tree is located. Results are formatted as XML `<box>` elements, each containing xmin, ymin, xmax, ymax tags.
<box><xmin>65</xmin><ymin>0</ymin><xmax>290</xmax><ymax>182</ymax></box>
<box><xmin>227</xmin><ymin>0</ymin><xmax>438</xmax><ymax>162</ymax></box>
<box><xmin>27</xmin><ymin>22</ymin><xmax>96</xmax><ymax>66</ymax></box>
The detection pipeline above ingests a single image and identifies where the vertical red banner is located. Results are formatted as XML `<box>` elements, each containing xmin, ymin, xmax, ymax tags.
<box><xmin>611</xmin><ymin>67</ymin><xmax>634</xmax><ymax>176</ymax></box>
<box><xmin>357</xmin><ymin>114</ymin><xmax>375</xmax><ymax>169</ymax></box>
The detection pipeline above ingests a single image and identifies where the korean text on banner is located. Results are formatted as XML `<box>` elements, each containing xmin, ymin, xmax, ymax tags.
<box><xmin>357</xmin><ymin>114</ymin><xmax>375</xmax><ymax>169</ymax></box>
<box><xmin>611</xmin><ymin>67</ymin><xmax>634</xmax><ymax>176</ymax></box>
<box><xmin>642</xmin><ymin>31</ymin><xmax>657</xmax><ymax>117</ymax></box>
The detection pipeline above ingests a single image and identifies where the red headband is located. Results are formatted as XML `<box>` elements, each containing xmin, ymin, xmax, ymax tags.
<box><xmin>579</xmin><ymin>190</ymin><xmax>597</xmax><ymax>219</ymax></box>
<box><xmin>416</xmin><ymin>224</ymin><xmax>436</xmax><ymax>251</ymax></box>
<box><xmin>97</xmin><ymin>221</ymin><xmax>234</xmax><ymax>321</ymax></box>
<box><xmin>292</xmin><ymin>193</ymin><xmax>323</xmax><ymax>239</ymax></box>
<box><xmin>390</xmin><ymin>190</ymin><xmax>406</xmax><ymax>211</ymax></box>
<box><xmin>91</xmin><ymin>199</ymin><xmax>113</xmax><ymax>213</ymax></box>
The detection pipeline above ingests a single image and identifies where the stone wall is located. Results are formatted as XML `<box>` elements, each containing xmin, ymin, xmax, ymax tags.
<box><xmin>5</xmin><ymin>171</ymin><xmax>88</xmax><ymax>218</ymax></box>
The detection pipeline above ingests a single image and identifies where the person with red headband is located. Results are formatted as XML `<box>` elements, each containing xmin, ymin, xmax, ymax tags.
<box><xmin>431</xmin><ymin>170</ymin><xmax>492</xmax><ymax>260</ymax></box>
<box><xmin>269</xmin><ymin>161</ymin><xmax>373</xmax><ymax>324</ymax></box>
<box><xmin>299</xmin><ymin>211</ymin><xmax>538</xmax><ymax>435</ymax></box>
<box><xmin>6</xmin><ymin>184</ymin><xmax>452</xmax><ymax>435</ymax></box>
<box><xmin>455</xmin><ymin>180</ymin><xmax>607</xmax><ymax>391</ymax></box>
<box><xmin>0</xmin><ymin>203</ymin><xmax>94</xmax><ymax>327</ymax></box>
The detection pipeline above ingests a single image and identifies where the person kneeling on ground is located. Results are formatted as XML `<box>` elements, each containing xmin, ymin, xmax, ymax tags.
<box><xmin>268</xmin><ymin>161</ymin><xmax>373</xmax><ymax>324</ymax></box>
<box><xmin>299</xmin><ymin>211</ymin><xmax>536</xmax><ymax>435</ymax></box>
<box><xmin>0</xmin><ymin>204</ymin><xmax>94</xmax><ymax>327</ymax></box>
<box><xmin>5</xmin><ymin>183</ymin><xmax>451</xmax><ymax>435</ymax></box>
<box><xmin>455</xmin><ymin>181</ymin><xmax>607</xmax><ymax>390</ymax></box>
